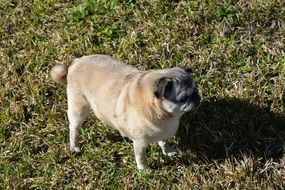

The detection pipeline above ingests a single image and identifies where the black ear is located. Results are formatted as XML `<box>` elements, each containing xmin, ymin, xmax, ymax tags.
<box><xmin>183</xmin><ymin>67</ymin><xmax>193</xmax><ymax>74</ymax></box>
<box><xmin>182</xmin><ymin>67</ymin><xmax>193</xmax><ymax>74</ymax></box>
<box><xmin>177</xmin><ymin>66</ymin><xmax>193</xmax><ymax>74</ymax></box>
<box><xmin>154</xmin><ymin>77</ymin><xmax>173</xmax><ymax>98</ymax></box>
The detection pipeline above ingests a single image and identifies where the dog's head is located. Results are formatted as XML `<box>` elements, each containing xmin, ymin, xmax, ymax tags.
<box><xmin>153</xmin><ymin>67</ymin><xmax>201</xmax><ymax>114</ymax></box>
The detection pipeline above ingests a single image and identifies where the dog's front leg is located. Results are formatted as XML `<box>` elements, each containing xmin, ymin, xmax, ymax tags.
<box><xmin>158</xmin><ymin>141</ymin><xmax>177</xmax><ymax>156</ymax></box>
<box><xmin>133</xmin><ymin>140</ymin><xmax>149</xmax><ymax>170</ymax></box>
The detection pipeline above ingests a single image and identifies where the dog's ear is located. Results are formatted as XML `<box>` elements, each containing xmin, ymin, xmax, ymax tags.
<box><xmin>180</xmin><ymin>67</ymin><xmax>193</xmax><ymax>74</ymax></box>
<box><xmin>184</xmin><ymin>67</ymin><xmax>193</xmax><ymax>74</ymax></box>
<box><xmin>154</xmin><ymin>77</ymin><xmax>173</xmax><ymax>99</ymax></box>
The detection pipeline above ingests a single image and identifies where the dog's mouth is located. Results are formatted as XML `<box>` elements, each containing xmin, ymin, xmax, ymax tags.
<box><xmin>181</xmin><ymin>92</ymin><xmax>201</xmax><ymax>112</ymax></box>
<box><xmin>181</xmin><ymin>101</ymin><xmax>200</xmax><ymax>112</ymax></box>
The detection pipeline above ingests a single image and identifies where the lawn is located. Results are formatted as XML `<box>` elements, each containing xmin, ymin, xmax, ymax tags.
<box><xmin>0</xmin><ymin>0</ymin><xmax>284</xmax><ymax>189</ymax></box>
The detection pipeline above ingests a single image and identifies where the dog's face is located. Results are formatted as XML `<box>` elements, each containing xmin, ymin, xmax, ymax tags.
<box><xmin>154</xmin><ymin>67</ymin><xmax>201</xmax><ymax>114</ymax></box>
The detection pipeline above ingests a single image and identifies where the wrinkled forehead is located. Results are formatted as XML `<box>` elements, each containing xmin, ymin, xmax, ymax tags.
<box><xmin>169</xmin><ymin>67</ymin><xmax>193</xmax><ymax>85</ymax></box>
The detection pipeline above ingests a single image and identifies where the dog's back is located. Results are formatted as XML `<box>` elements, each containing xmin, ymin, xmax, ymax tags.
<box><xmin>68</xmin><ymin>54</ymin><xmax>138</xmax><ymax>79</ymax></box>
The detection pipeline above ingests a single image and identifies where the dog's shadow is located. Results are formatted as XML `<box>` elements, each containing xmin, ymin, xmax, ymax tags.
<box><xmin>177</xmin><ymin>97</ymin><xmax>285</xmax><ymax>164</ymax></box>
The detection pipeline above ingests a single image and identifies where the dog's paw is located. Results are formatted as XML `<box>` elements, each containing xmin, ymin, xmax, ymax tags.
<box><xmin>71</xmin><ymin>147</ymin><xmax>81</xmax><ymax>153</ymax></box>
<box><xmin>162</xmin><ymin>147</ymin><xmax>177</xmax><ymax>156</ymax></box>
<box><xmin>137</xmin><ymin>163</ymin><xmax>153</xmax><ymax>172</ymax></box>
<box><xmin>137</xmin><ymin>167</ymin><xmax>153</xmax><ymax>173</ymax></box>
<box><xmin>144</xmin><ymin>168</ymin><xmax>154</xmax><ymax>173</ymax></box>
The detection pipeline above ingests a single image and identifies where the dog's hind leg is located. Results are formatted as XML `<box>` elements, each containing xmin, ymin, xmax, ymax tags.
<box><xmin>67</xmin><ymin>91</ymin><xmax>90</xmax><ymax>153</ymax></box>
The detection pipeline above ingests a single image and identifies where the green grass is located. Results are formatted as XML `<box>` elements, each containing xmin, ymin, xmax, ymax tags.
<box><xmin>1</xmin><ymin>0</ymin><xmax>285</xmax><ymax>189</ymax></box>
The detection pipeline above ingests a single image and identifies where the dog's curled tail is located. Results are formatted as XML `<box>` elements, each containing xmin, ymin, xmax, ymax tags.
<box><xmin>50</xmin><ymin>64</ymin><xmax>68</xmax><ymax>84</ymax></box>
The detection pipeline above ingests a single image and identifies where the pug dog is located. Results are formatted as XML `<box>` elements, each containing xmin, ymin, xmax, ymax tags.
<box><xmin>50</xmin><ymin>54</ymin><xmax>200</xmax><ymax>170</ymax></box>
